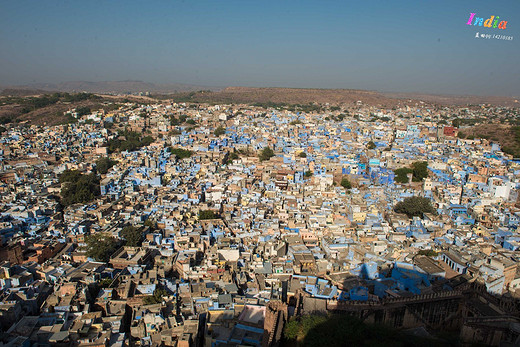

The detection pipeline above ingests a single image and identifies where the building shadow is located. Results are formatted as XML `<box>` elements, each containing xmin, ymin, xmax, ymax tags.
<box><xmin>281</xmin><ymin>260</ymin><xmax>520</xmax><ymax>347</ymax></box>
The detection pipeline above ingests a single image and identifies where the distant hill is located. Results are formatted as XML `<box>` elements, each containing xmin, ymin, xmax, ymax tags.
<box><xmin>1</xmin><ymin>80</ymin><xmax>222</xmax><ymax>95</ymax></box>
<box><xmin>157</xmin><ymin>87</ymin><xmax>402</xmax><ymax>107</ymax></box>
<box><xmin>159</xmin><ymin>86</ymin><xmax>520</xmax><ymax>108</ymax></box>
<box><xmin>461</xmin><ymin>124</ymin><xmax>520</xmax><ymax>157</ymax></box>
<box><xmin>0</xmin><ymin>88</ymin><xmax>55</xmax><ymax>97</ymax></box>
<box><xmin>2</xmin><ymin>82</ymin><xmax>518</xmax><ymax>108</ymax></box>
<box><xmin>0</xmin><ymin>92</ymin><xmax>153</xmax><ymax>126</ymax></box>
<box><xmin>383</xmin><ymin>92</ymin><xmax>520</xmax><ymax>108</ymax></box>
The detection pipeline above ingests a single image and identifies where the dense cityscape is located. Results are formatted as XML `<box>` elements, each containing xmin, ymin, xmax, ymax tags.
<box><xmin>0</xmin><ymin>96</ymin><xmax>519</xmax><ymax>346</ymax></box>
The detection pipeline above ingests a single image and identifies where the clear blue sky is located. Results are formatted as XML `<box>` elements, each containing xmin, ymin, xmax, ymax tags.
<box><xmin>1</xmin><ymin>0</ymin><xmax>519</xmax><ymax>96</ymax></box>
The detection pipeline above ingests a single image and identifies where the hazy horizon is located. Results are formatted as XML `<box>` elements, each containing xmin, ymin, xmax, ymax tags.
<box><xmin>1</xmin><ymin>0</ymin><xmax>519</xmax><ymax>97</ymax></box>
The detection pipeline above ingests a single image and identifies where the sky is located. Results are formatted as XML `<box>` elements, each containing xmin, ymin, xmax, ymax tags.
<box><xmin>1</xmin><ymin>0</ymin><xmax>519</xmax><ymax>96</ymax></box>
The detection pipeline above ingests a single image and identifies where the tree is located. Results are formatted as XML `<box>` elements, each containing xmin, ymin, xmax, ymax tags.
<box><xmin>367</xmin><ymin>141</ymin><xmax>376</xmax><ymax>149</ymax></box>
<box><xmin>59</xmin><ymin>169</ymin><xmax>82</xmax><ymax>183</ymax></box>
<box><xmin>394</xmin><ymin>162</ymin><xmax>428</xmax><ymax>183</ymax></box>
<box><xmin>199</xmin><ymin>210</ymin><xmax>217</xmax><ymax>220</ymax></box>
<box><xmin>394</xmin><ymin>196</ymin><xmax>436</xmax><ymax>218</ymax></box>
<box><xmin>169</xmin><ymin>147</ymin><xmax>193</xmax><ymax>159</ymax></box>
<box><xmin>75</xmin><ymin>106</ymin><xmax>91</xmax><ymax>117</ymax></box>
<box><xmin>162</xmin><ymin>176</ymin><xmax>171</xmax><ymax>186</ymax></box>
<box><xmin>85</xmin><ymin>233</ymin><xmax>119</xmax><ymax>262</ymax></box>
<box><xmin>170</xmin><ymin>116</ymin><xmax>180</xmax><ymax>126</ymax></box>
<box><xmin>96</xmin><ymin>157</ymin><xmax>117</xmax><ymax>174</ymax></box>
<box><xmin>214</xmin><ymin>126</ymin><xmax>226</xmax><ymax>136</ymax></box>
<box><xmin>143</xmin><ymin>288</ymin><xmax>168</xmax><ymax>305</ymax></box>
<box><xmin>259</xmin><ymin>147</ymin><xmax>275</xmax><ymax>162</ymax></box>
<box><xmin>412</xmin><ymin>161</ymin><xmax>428</xmax><ymax>182</ymax></box>
<box><xmin>283</xmin><ymin>315</ymin><xmax>327</xmax><ymax>341</ymax></box>
<box><xmin>304</xmin><ymin>170</ymin><xmax>313</xmax><ymax>178</ymax></box>
<box><xmin>226</xmin><ymin>151</ymin><xmax>239</xmax><ymax>164</ymax></box>
<box><xmin>452</xmin><ymin>118</ymin><xmax>461</xmax><ymax>127</ymax></box>
<box><xmin>99</xmin><ymin>278</ymin><xmax>113</xmax><ymax>288</ymax></box>
<box><xmin>284</xmin><ymin>314</ymin><xmax>434</xmax><ymax>346</ymax></box>
<box><xmin>299</xmin><ymin>152</ymin><xmax>307</xmax><ymax>158</ymax></box>
<box><xmin>417</xmin><ymin>249</ymin><xmax>438</xmax><ymax>257</ymax></box>
<box><xmin>121</xmin><ymin>225</ymin><xmax>144</xmax><ymax>247</ymax></box>
<box><xmin>60</xmin><ymin>170</ymin><xmax>100</xmax><ymax>206</ymax></box>
<box><xmin>106</xmin><ymin>130</ymin><xmax>154</xmax><ymax>153</ymax></box>
<box><xmin>284</xmin><ymin>318</ymin><xmax>303</xmax><ymax>340</ymax></box>
<box><xmin>144</xmin><ymin>218</ymin><xmax>158</xmax><ymax>231</ymax></box>
<box><xmin>336</xmin><ymin>114</ymin><xmax>346</xmax><ymax>121</ymax></box>
<box><xmin>340</xmin><ymin>177</ymin><xmax>352</xmax><ymax>189</ymax></box>
<box><xmin>394</xmin><ymin>167</ymin><xmax>413</xmax><ymax>184</ymax></box>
